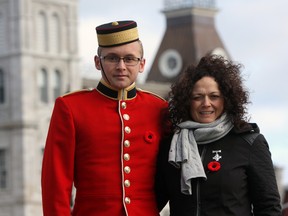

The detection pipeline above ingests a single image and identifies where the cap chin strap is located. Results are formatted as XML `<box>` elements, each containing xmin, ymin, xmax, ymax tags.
<box><xmin>99</xmin><ymin>58</ymin><xmax>111</xmax><ymax>85</ymax></box>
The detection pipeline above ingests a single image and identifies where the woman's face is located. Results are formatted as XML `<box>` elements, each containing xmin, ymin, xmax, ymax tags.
<box><xmin>190</xmin><ymin>76</ymin><xmax>224</xmax><ymax>123</ymax></box>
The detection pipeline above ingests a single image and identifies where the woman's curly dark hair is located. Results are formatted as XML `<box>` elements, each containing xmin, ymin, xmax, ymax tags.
<box><xmin>169</xmin><ymin>54</ymin><xmax>250</xmax><ymax>130</ymax></box>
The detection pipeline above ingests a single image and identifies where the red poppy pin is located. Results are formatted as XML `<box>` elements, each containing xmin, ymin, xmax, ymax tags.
<box><xmin>207</xmin><ymin>161</ymin><xmax>221</xmax><ymax>172</ymax></box>
<box><xmin>207</xmin><ymin>150</ymin><xmax>222</xmax><ymax>172</ymax></box>
<box><xmin>144</xmin><ymin>131</ymin><xmax>156</xmax><ymax>144</ymax></box>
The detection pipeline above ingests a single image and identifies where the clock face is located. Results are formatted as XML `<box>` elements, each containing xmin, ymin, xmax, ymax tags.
<box><xmin>158</xmin><ymin>49</ymin><xmax>183</xmax><ymax>78</ymax></box>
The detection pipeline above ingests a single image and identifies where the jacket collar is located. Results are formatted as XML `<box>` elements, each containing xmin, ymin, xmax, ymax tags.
<box><xmin>96</xmin><ymin>79</ymin><xmax>137</xmax><ymax>100</ymax></box>
<box><xmin>233</xmin><ymin>123</ymin><xmax>260</xmax><ymax>134</ymax></box>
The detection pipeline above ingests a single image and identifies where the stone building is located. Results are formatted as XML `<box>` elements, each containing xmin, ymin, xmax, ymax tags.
<box><xmin>0</xmin><ymin>0</ymin><xmax>80</xmax><ymax>215</ymax></box>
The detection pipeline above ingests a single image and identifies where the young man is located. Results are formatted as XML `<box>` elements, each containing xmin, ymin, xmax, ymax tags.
<box><xmin>41</xmin><ymin>20</ymin><xmax>167</xmax><ymax>216</ymax></box>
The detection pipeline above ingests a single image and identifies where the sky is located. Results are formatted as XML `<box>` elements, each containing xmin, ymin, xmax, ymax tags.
<box><xmin>78</xmin><ymin>0</ymin><xmax>288</xmax><ymax>186</ymax></box>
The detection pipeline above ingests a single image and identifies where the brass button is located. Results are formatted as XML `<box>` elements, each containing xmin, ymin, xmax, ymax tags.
<box><xmin>124</xmin><ymin>153</ymin><xmax>130</xmax><ymax>161</ymax></box>
<box><xmin>121</xmin><ymin>102</ymin><xmax>127</xmax><ymax>109</ymax></box>
<box><xmin>124</xmin><ymin>126</ymin><xmax>131</xmax><ymax>134</ymax></box>
<box><xmin>124</xmin><ymin>197</ymin><xmax>131</xmax><ymax>204</ymax></box>
<box><xmin>124</xmin><ymin>140</ymin><xmax>130</xmax><ymax>147</ymax></box>
<box><xmin>124</xmin><ymin>166</ymin><xmax>131</xmax><ymax>174</ymax></box>
<box><xmin>124</xmin><ymin>180</ymin><xmax>131</xmax><ymax>187</ymax></box>
<box><xmin>123</xmin><ymin>114</ymin><xmax>130</xmax><ymax>120</ymax></box>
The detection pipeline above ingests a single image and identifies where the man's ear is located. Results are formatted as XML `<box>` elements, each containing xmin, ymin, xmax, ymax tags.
<box><xmin>94</xmin><ymin>55</ymin><xmax>101</xmax><ymax>70</ymax></box>
<box><xmin>139</xmin><ymin>58</ymin><xmax>146</xmax><ymax>73</ymax></box>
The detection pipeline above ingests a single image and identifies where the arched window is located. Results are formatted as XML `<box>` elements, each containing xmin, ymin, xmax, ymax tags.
<box><xmin>0</xmin><ymin>69</ymin><xmax>4</xmax><ymax>104</ymax></box>
<box><xmin>0</xmin><ymin>12</ymin><xmax>5</xmax><ymax>55</ymax></box>
<box><xmin>51</xmin><ymin>13</ymin><xmax>61</xmax><ymax>53</ymax></box>
<box><xmin>53</xmin><ymin>69</ymin><xmax>61</xmax><ymax>100</ymax></box>
<box><xmin>38</xmin><ymin>68</ymin><xmax>48</xmax><ymax>103</ymax></box>
<box><xmin>37</xmin><ymin>11</ymin><xmax>48</xmax><ymax>52</ymax></box>
<box><xmin>0</xmin><ymin>149</ymin><xmax>7</xmax><ymax>189</ymax></box>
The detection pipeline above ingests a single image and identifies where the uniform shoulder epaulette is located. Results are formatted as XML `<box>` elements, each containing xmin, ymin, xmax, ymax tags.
<box><xmin>61</xmin><ymin>88</ymin><xmax>94</xmax><ymax>97</ymax></box>
<box><xmin>136</xmin><ymin>88</ymin><xmax>167</xmax><ymax>101</ymax></box>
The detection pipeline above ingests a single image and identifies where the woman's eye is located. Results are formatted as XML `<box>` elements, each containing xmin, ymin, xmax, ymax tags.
<box><xmin>210</xmin><ymin>95</ymin><xmax>221</xmax><ymax>100</ymax></box>
<box><xmin>192</xmin><ymin>96</ymin><xmax>203</xmax><ymax>101</ymax></box>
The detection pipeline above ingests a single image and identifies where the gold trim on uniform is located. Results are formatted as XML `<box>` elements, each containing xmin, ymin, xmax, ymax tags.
<box><xmin>136</xmin><ymin>88</ymin><xmax>166</xmax><ymax>101</ymax></box>
<box><xmin>96</xmin><ymin>79</ymin><xmax>137</xmax><ymax>100</ymax></box>
<box><xmin>61</xmin><ymin>88</ymin><xmax>94</xmax><ymax>97</ymax></box>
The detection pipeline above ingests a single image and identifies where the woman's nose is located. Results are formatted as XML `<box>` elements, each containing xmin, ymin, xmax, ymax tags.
<box><xmin>202</xmin><ymin>96</ymin><xmax>211</xmax><ymax>106</ymax></box>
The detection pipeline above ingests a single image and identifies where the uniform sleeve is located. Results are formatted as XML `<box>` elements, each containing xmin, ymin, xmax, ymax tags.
<box><xmin>41</xmin><ymin>97</ymin><xmax>76</xmax><ymax>216</ymax></box>
<box><xmin>247</xmin><ymin>134</ymin><xmax>282</xmax><ymax>216</ymax></box>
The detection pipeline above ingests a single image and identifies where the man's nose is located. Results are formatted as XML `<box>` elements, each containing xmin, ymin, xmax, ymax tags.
<box><xmin>117</xmin><ymin>58</ymin><xmax>126</xmax><ymax>67</ymax></box>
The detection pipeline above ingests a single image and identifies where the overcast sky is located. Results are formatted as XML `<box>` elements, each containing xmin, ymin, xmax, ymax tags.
<box><xmin>78</xmin><ymin>0</ymin><xmax>288</xmax><ymax>186</ymax></box>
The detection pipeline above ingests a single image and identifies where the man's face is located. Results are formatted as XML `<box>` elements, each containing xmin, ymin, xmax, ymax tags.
<box><xmin>95</xmin><ymin>41</ymin><xmax>145</xmax><ymax>90</ymax></box>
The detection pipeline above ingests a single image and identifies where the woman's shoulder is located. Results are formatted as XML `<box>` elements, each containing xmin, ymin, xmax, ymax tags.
<box><xmin>232</xmin><ymin>123</ymin><xmax>262</xmax><ymax>146</ymax></box>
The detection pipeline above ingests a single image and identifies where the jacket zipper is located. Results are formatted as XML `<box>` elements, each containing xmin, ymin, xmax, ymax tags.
<box><xmin>196</xmin><ymin>146</ymin><xmax>207</xmax><ymax>216</ymax></box>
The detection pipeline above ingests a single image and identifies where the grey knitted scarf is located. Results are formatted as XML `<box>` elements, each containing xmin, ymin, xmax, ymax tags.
<box><xmin>168</xmin><ymin>113</ymin><xmax>233</xmax><ymax>195</ymax></box>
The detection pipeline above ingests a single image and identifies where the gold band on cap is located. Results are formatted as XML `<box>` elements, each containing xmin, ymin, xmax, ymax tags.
<box><xmin>97</xmin><ymin>27</ymin><xmax>139</xmax><ymax>47</ymax></box>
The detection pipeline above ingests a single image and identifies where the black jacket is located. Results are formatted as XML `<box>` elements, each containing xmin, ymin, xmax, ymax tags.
<box><xmin>155</xmin><ymin>123</ymin><xmax>282</xmax><ymax>216</ymax></box>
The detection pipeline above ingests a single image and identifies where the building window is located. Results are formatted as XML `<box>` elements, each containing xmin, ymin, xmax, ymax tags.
<box><xmin>38</xmin><ymin>68</ymin><xmax>48</xmax><ymax>103</ymax></box>
<box><xmin>37</xmin><ymin>11</ymin><xmax>48</xmax><ymax>52</ymax></box>
<box><xmin>53</xmin><ymin>69</ymin><xmax>61</xmax><ymax>100</ymax></box>
<box><xmin>0</xmin><ymin>69</ymin><xmax>4</xmax><ymax>103</ymax></box>
<box><xmin>0</xmin><ymin>149</ymin><xmax>7</xmax><ymax>189</ymax></box>
<box><xmin>0</xmin><ymin>12</ymin><xmax>5</xmax><ymax>55</ymax></box>
<box><xmin>51</xmin><ymin>13</ymin><xmax>61</xmax><ymax>53</ymax></box>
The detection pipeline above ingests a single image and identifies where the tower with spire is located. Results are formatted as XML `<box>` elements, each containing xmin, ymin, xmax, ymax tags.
<box><xmin>146</xmin><ymin>0</ymin><xmax>229</xmax><ymax>84</ymax></box>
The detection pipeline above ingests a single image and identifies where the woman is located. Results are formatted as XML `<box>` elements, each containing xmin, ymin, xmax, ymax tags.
<box><xmin>156</xmin><ymin>54</ymin><xmax>282</xmax><ymax>216</ymax></box>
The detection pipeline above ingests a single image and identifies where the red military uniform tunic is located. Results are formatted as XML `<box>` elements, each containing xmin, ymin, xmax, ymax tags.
<box><xmin>41</xmin><ymin>80</ymin><xmax>167</xmax><ymax>216</ymax></box>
